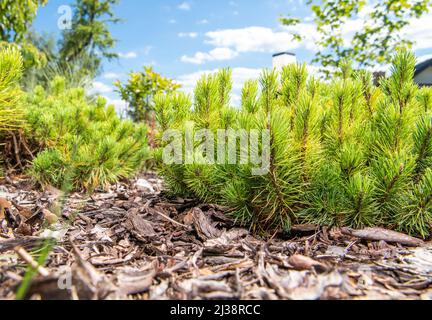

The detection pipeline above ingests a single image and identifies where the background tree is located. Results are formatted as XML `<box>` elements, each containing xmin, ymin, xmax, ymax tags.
<box><xmin>21</xmin><ymin>0</ymin><xmax>121</xmax><ymax>90</ymax></box>
<box><xmin>59</xmin><ymin>0</ymin><xmax>120</xmax><ymax>77</ymax></box>
<box><xmin>115</xmin><ymin>66</ymin><xmax>182</xmax><ymax>123</ymax></box>
<box><xmin>281</xmin><ymin>0</ymin><xmax>431</xmax><ymax>74</ymax></box>
<box><xmin>0</xmin><ymin>0</ymin><xmax>48</xmax><ymax>69</ymax></box>
<box><xmin>20</xmin><ymin>32</ymin><xmax>60</xmax><ymax>90</ymax></box>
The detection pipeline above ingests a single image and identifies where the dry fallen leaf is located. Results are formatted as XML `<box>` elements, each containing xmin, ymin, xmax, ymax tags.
<box><xmin>0</xmin><ymin>197</ymin><xmax>11</xmax><ymax>219</ymax></box>
<box><xmin>199</xmin><ymin>268</ymin><xmax>214</xmax><ymax>276</ymax></box>
<box><xmin>183</xmin><ymin>209</ymin><xmax>194</xmax><ymax>225</ymax></box>
<box><xmin>42</xmin><ymin>209</ymin><xmax>59</xmax><ymax>225</ymax></box>
<box><xmin>124</xmin><ymin>210</ymin><xmax>156</xmax><ymax>241</ymax></box>
<box><xmin>288</xmin><ymin>254</ymin><xmax>328</xmax><ymax>272</ymax></box>
<box><xmin>15</xmin><ymin>222</ymin><xmax>33</xmax><ymax>236</ymax></box>
<box><xmin>341</xmin><ymin>227</ymin><xmax>424</xmax><ymax>247</ymax></box>
<box><xmin>192</xmin><ymin>208</ymin><xmax>222</xmax><ymax>240</ymax></box>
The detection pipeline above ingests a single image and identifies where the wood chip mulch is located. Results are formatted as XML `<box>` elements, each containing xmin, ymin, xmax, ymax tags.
<box><xmin>0</xmin><ymin>174</ymin><xmax>431</xmax><ymax>300</ymax></box>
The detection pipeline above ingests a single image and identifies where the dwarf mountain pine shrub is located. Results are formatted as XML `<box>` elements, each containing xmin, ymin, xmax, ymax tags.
<box><xmin>0</xmin><ymin>47</ymin><xmax>25</xmax><ymax>175</ymax></box>
<box><xmin>25</xmin><ymin>76</ymin><xmax>149</xmax><ymax>191</ymax></box>
<box><xmin>155</xmin><ymin>51</ymin><xmax>432</xmax><ymax>239</ymax></box>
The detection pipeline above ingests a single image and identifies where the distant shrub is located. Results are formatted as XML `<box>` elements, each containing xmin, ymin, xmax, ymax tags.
<box><xmin>25</xmin><ymin>76</ymin><xmax>149</xmax><ymax>191</ymax></box>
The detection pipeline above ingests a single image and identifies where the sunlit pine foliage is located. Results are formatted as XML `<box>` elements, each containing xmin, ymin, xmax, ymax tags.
<box><xmin>154</xmin><ymin>51</ymin><xmax>432</xmax><ymax>239</ymax></box>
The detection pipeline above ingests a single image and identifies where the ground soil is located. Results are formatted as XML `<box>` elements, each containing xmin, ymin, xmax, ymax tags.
<box><xmin>0</xmin><ymin>173</ymin><xmax>431</xmax><ymax>300</ymax></box>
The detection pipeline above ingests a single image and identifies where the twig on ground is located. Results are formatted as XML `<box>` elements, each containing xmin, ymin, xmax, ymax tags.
<box><xmin>155</xmin><ymin>210</ymin><xmax>190</xmax><ymax>229</ymax></box>
<box><xmin>14</xmin><ymin>246</ymin><xmax>50</xmax><ymax>277</ymax></box>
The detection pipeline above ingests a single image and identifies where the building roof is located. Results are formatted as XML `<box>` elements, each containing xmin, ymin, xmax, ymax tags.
<box><xmin>272</xmin><ymin>52</ymin><xmax>296</xmax><ymax>58</ymax></box>
<box><xmin>415</xmin><ymin>58</ymin><xmax>432</xmax><ymax>76</ymax></box>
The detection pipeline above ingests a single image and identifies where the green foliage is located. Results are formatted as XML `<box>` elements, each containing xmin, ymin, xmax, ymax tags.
<box><xmin>0</xmin><ymin>47</ymin><xmax>25</xmax><ymax>176</ymax></box>
<box><xmin>25</xmin><ymin>77</ymin><xmax>149</xmax><ymax>191</ymax></box>
<box><xmin>115</xmin><ymin>67</ymin><xmax>182</xmax><ymax>123</ymax></box>
<box><xmin>399</xmin><ymin>168</ymin><xmax>432</xmax><ymax>238</ymax></box>
<box><xmin>281</xmin><ymin>0</ymin><xmax>432</xmax><ymax>74</ymax></box>
<box><xmin>0</xmin><ymin>0</ymin><xmax>47</xmax><ymax>43</ymax></box>
<box><xmin>22</xmin><ymin>32</ymin><xmax>95</xmax><ymax>91</ymax></box>
<box><xmin>15</xmin><ymin>239</ymin><xmax>54</xmax><ymax>300</ymax></box>
<box><xmin>154</xmin><ymin>92</ymin><xmax>191</xmax><ymax>132</ymax></box>
<box><xmin>241</xmin><ymin>80</ymin><xmax>259</xmax><ymax>113</ymax></box>
<box><xmin>0</xmin><ymin>47</ymin><xmax>24</xmax><ymax>134</ymax></box>
<box><xmin>0</xmin><ymin>0</ymin><xmax>120</xmax><ymax>88</ymax></box>
<box><xmin>417</xmin><ymin>87</ymin><xmax>432</xmax><ymax>112</ymax></box>
<box><xmin>155</xmin><ymin>51</ymin><xmax>432</xmax><ymax>239</ymax></box>
<box><xmin>1</xmin><ymin>0</ymin><xmax>120</xmax><ymax>87</ymax></box>
<box><xmin>0</xmin><ymin>0</ymin><xmax>48</xmax><ymax>69</ymax></box>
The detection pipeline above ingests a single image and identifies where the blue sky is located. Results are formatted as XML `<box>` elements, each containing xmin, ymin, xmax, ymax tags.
<box><xmin>33</xmin><ymin>0</ymin><xmax>432</xmax><ymax>110</ymax></box>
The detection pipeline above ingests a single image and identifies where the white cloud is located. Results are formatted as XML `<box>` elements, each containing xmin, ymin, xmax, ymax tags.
<box><xmin>404</xmin><ymin>12</ymin><xmax>432</xmax><ymax>51</ymax></box>
<box><xmin>197</xmin><ymin>19</ymin><xmax>209</xmax><ymax>25</ymax></box>
<box><xmin>303</xmin><ymin>65</ymin><xmax>319</xmax><ymax>77</ymax></box>
<box><xmin>178</xmin><ymin>32</ymin><xmax>198</xmax><ymax>38</ymax></box>
<box><xmin>357</xmin><ymin>4</ymin><xmax>374</xmax><ymax>19</ymax></box>
<box><xmin>230</xmin><ymin>68</ymin><xmax>262</xmax><ymax>91</ymax></box>
<box><xmin>104</xmin><ymin>97</ymin><xmax>128</xmax><ymax>117</ymax></box>
<box><xmin>169</xmin><ymin>19</ymin><xmax>177</xmax><ymax>24</ymax></box>
<box><xmin>205</xmin><ymin>26</ymin><xmax>318</xmax><ymax>54</ymax></box>
<box><xmin>304</xmin><ymin>15</ymin><xmax>314</xmax><ymax>22</ymax></box>
<box><xmin>89</xmin><ymin>81</ymin><xmax>113</xmax><ymax>95</ymax></box>
<box><xmin>181</xmin><ymin>47</ymin><xmax>239</xmax><ymax>64</ymax></box>
<box><xmin>103</xmin><ymin>72</ymin><xmax>121</xmax><ymax>80</ymax></box>
<box><xmin>202</xmin><ymin>13</ymin><xmax>432</xmax><ymax>58</ymax></box>
<box><xmin>118</xmin><ymin>51</ymin><xmax>138</xmax><ymax>59</ymax></box>
<box><xmin>189</xmin><ymin>8</ymin><xmax>432</xmax><ymax>66</ymax></box>
<box><xmin>178</xmin><ymin>2</ymin><xmax>191</xmax><ymax>11</ymax></box>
